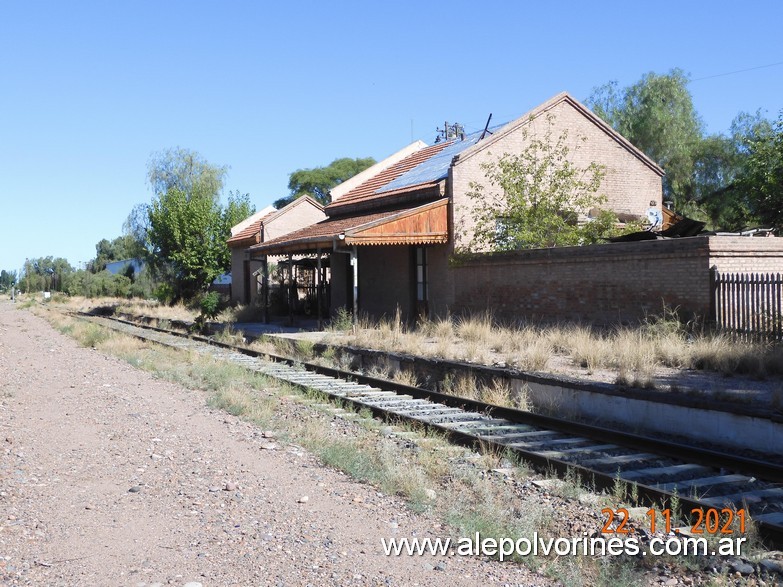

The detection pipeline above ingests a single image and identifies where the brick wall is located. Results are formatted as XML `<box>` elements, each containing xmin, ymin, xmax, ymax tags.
<box><xmin>708</xmin><ymin>237</ymin><xmax>783</xmax><ymax>274</ymax></box>
<box><xmin>449</xmin><ymin>238</ymin><xmax>670</xmax><ymax>324</ymax></box>
<box><xmin>450</xmin><ymin>99</ymin><xmax>663</xmax><ymax>252</ymax></box>
<box><xmin>357</xmin><ymin>246</ymin><xmax>412</xmax><ymax>319</ymax></box>
<box><xmin>326</xmin><ymin>243</ymin><xmax>453</xmax><ymax>322</ymax></box>
<box><xmin>451</xmin><ymin>236</ymin><xmax>783</xmax><ymax>325</ymax></box>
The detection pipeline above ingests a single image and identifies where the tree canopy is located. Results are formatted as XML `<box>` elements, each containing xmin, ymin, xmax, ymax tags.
<box><xmin>89</xmin><ymin>235</ymin><xmax>139</xmax><ymax>273</ymax></box>
<box><xmin>147</xmin><ymin>147</ymin><xmax>228</xmax><ymax>201</ymax></box>
<box><xmin>466</xmin><ymin>118</ymin><xmax>621</xmax><ymax>252</ymax></box>
<box><xmin>0</xmin><ymin>269</ymin><xmax>16</xmax><ymax>291</ymax></box>
<box><xmin>736</xmin><ymin>112</ymin><xmax>783</xmax><ymax>230</ymax></box>
<box><xmin>274</xmin><ymin>157</ymin><xmax>376</xmax><ymax>208</ymax></box>
<box><xmin>588</xmin><ymin>69</ymin><xmax>704</xmax><ymax>209</ymax></box>
<box><xmin>19</xmin><ymin>257</ymin><xmax>73</xmax><ymax>292</ymax></box>
<box><xmin>144</xmin><ymin>148</ymin><xmax>254</xmax><ymax>301</ymax></box>
<box><xmin>588</xmin><ymin>69</ymin><xmax>778</xmax><ymax>231</ymax></box>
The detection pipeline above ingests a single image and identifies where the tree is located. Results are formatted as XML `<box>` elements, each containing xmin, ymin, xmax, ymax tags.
<box><xmin>689</xmin><ymin>112</ymin><xmax>773</xmax><ymax>230</ymax></box>
<box><xmin>588</xmin><ymin>69</ymin><xmax>704</xmax><ymax>210</ymax></box>
<box><xmin>19</xmin><ymin>257</ymin><xmax>73</xmax><ymax>292</ymax></box>
<box><xmin>0</xmin><ymin>269</ymin><xmax>16</xmax><ymax>291</ymax></box>
<box><xmin>147</xmin><ymin>147</ymin><xmax>228</xmax><ymax>200</ymax></box>
<box><xmin>274</xmin><ymin>157</ymin><xmax>376</xmax><ymax>208</ymax></box>
<box><xmin>224</xmin><ymin>190</ymin><xmax>255</xmax><ymax>230</ymax></box>
<box><xmin>736</xmin><ymin>112</ymin><xmax>783</xmax><ymax>230</ymax></box>
<box><xmin>466</xmin><ymin>117</ymin><xmax>618</xmax><ymax>252</ymax></box>
<box><xmin>144</xmin><ymin>148</ymin><xmax>254</xmax><ymax>301</ymax></box>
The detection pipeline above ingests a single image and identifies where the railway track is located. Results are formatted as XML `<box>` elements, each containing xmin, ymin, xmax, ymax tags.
<box><xmin>80</xmin><ymin>312</ymin><xmax>783</xmax><ymax>546</ymax></box>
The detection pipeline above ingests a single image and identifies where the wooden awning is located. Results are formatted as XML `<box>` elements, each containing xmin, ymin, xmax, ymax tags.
<box><xmin>343</xmin><ymin>198</ymin><xmax>448</xmax><ymax>245</ymax></box>
<box><xmin>248</xmin><ymin>198</ymin><xmax>449</xmax><ymax>257</ymax></box>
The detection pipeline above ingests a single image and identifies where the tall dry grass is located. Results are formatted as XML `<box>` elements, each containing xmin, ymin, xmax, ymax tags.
<box><xmin>340</xmin><ymin>312</ymin><xmax>783</xmax><ymax>389</ymax></box>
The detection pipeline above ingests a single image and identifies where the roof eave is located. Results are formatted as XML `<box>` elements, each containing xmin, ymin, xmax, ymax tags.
<box><xmin>248</xmin><ymin>234</ymin><xmax>337</xmax><ymax>257</ymax></box>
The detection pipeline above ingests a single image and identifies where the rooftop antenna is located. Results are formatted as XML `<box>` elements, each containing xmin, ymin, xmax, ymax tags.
<box><xmin>435</xmin><ymin>121</ymin><xmax>465</xmax><ymax>143</ymax></box>
<box><xmin>479</xmin><ymin>113</ymin><xmax>494</xmax><ymax>141</ymax></box>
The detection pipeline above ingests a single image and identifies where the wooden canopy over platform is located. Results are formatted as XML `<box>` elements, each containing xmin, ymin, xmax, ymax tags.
<box><xmin>248</xmin><ymin>198</ymin><xmax>449</xmax><ymax>256</ymax></box>
<box><xmin>343</xmin><ymin>198</ymin><xmax>448</xmax><ymax>246</ymax></box>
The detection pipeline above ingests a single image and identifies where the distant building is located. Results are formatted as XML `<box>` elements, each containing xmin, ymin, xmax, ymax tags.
<box><xmin>104</xmin><ymin>258</ymin><xmax>145</xmax><ymax>276</ymax></box>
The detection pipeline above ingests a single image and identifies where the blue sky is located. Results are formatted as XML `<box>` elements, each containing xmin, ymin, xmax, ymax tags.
<box><xmin>1</xmin><ymin>0</ymin><xmax>781</xmax><ymax>275</ymax></box>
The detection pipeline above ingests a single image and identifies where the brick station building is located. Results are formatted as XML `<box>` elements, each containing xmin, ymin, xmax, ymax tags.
<box><xmin>246</xmin><ymin>92</ymin><xmax>664</xmax><ymax>325</ymax></box>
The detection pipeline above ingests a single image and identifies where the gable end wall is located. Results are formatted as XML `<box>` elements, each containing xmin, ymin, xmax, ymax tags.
<box><xmin>450</xmin><ymin>100</ymin><xmax>663</xmax><ymax>251</ymax></box>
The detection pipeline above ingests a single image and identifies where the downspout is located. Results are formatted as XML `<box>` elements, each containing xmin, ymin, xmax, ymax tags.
<box><xmin>351</xmin><ymin>245</ymin><xmax>358</xmax><ymax>331</ymax></box>
<box><xmin>263</xmin><ymin>258</ymin><xmax>269</xmax><ymax>324</ymax></box>
<box><xmin>287</xmin><ymin>253</ymin><xmax>294</xmax><ymax>326</ymax></box>
<box><xmin>316</xmin><ymin>247</ymin><xmax>323</xmax><ymax>331</ymax></box>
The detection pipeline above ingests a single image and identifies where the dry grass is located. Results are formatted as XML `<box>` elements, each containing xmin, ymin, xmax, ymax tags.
<box><xmin>213</xmin><ymin>325</ymin><xmax>248</xmax><ymax>347</ymax></box>
<box><xmin>116</xmin><ymin>299</ymin><xmax>197</xmax><ymax>321</ymax></box>
<box><xmin>340</xmin><ymin>312</ymin><xmax>782</xmax><ymax>393</ymax></box>
<box><xmin>221</xmin><ymin>302</ymin><xmax>266</xmax><ymax>324</ymax></box>
<box><xmin>390</xmin><ymin>368</ymin><xmax>419</xmax><ymax>387</ymax></box>
<box><xmin>441</xmin><ymin>373</ymin><xmax>479</xmax><ymax>401</ymax></box>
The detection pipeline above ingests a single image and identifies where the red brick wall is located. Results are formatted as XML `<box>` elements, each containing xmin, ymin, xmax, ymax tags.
<box><xmin>358</xmin><ymin>246</ymin><xmax>412</xmax><ymax>320</ymax></box>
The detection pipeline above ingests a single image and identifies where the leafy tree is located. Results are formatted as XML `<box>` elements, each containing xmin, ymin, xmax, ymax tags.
<box><xmin>274</xmin><ymin>157</ymin><xmax>376</xmax><ymax>208</ymax></box>
<box><xmin>693</xmin><ymin>112</ymin><xmax>773</xmax><ymax>230</ymax></box>
<box><xmin>588</xmin><ymin>69</ymin><xmax>704</xmax><ymax>209</ymax></box>
<box><xmin>224</xmin><ymin>190</ymin><xmax>255</xmax><ymax>230</ymax></box>
<box><xmin>466</xmin><ymin>117</ymin><xmax>619</xmax><ymax>251</ymax></box>
<box><xmin>64</xmin><ymin>269</ymin><xmax>132</xmax><ymax>298</ymax></box>
<box><xmin>19</xmin><ymin>257</ymin><xmax>73</xmax><ymax>292</ymax></box>
<box><xmin>144</xmin><ymin>148</ymin><xmax>254</xmax><ymax>301</ymax></box>
<box><xmin>0</xmin><ymin>269</ymin><xmax>16</xmax><ymax>291</ymax></box>
<box><xmin>736</xmin><ymin>112</ymin><xmax>783</xmax><ymax>230</ymax></box>
<box><xmin>124</xmin><ymin>203</ymin><xmax>154</xmax><ymax>259</ymax></box>
<box><xmin>147</xmin><ymin>147</ymin><xmax>228</xmax><ymax>200</ymax></box>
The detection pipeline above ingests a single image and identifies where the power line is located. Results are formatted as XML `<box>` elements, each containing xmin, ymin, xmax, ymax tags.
<box><xmin>691</xmin><ymin>60</ymin><xmax>783</xmax><ymax>82</ymax></box>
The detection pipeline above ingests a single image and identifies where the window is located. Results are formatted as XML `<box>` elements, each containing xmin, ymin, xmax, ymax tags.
<box><xmin>415</xmin><ymin>246</ymin><xmax>427</xmax><ymax>302</ymax></box>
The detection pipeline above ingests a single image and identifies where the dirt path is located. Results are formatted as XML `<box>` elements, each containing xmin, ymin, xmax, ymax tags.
<box><xmin>0</xmin><ymin>302</ymin><xmax>548</xmax><ymax>587</ymax></box>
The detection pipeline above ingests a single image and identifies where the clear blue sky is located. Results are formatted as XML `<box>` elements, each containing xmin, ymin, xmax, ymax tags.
<box><xmin>1</xmin><ymin>0</ymin><xmax>781</xmax><ymax>274</ymax></box>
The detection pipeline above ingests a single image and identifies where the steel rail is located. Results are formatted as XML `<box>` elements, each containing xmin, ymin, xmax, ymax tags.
<box><xmin>79</xmin><ymin>312</ymin><xmax>783</xmax><ymax>546</ymax></box>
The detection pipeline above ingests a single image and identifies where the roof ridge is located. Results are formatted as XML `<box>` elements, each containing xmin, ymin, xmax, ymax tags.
<box><xmin>330</xmin><ymin>141</ymin><xmax>428</xmax><ymax>202</ymax></box>
<box><xmin>325</xmin><ymin>142</ymin><xmax>450</xmax><ymax>211</ymax></box>
<box><xmin>452</xmin><ymin>92</ymin><xmax>664</xmax><ymax>176</ymax></box>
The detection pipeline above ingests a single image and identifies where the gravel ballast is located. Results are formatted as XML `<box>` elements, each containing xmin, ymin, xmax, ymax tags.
<box><xmin>0</xmin><ymin>302</ymin><xmax>549</xmax><ymax>586</ymax></box>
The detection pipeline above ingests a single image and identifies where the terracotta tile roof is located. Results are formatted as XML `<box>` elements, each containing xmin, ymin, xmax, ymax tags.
<box><xmin>227</xmin><ymin>218</ymin><xmax>264</xmax><ymax>247</ymax></box>
<box><xmin>248</xmin><ymin>209</ymin><xmax>400</xmax><ymax>255</ymax></box>
<box><xmin>247</xmin><ymin>199</ymin><xmax>449</xmax><ymax>255</ymax></box>
<box><xmin>227</xmin><ymin>197</ymin><xmax>324</xmax><ymax>248</ymax></box>
<box><xmin>325</xmin><ymin>142</ymin><xmax>451</xmax><ymax>214</ymax></box>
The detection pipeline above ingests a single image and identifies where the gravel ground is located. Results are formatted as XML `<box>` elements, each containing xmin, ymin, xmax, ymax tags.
<box><xmin>0</xmin><ymin>301</ymin><xmax>552</xmax><ymax>586</ymax></box>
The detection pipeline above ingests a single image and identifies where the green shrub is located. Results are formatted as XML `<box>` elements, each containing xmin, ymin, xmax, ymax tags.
<box><xmin>199</xmin><ymin>291</ymin><xmax>222</xmax><ymax>320</ymax></box>
<box><xmin>329</xmin><ymin>307</ymin><xmax>353</xmax><ymax>331</ymax></box>
<box><xmin>154</xmin><ymin>283</ymin><xmax>176</xmax><ymax>305</ymax></box>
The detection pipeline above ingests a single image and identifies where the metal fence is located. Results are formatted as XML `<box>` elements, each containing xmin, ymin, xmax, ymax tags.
<box><xmin>711</xmin><ymin>269</ymin><xmax>783</xmax><ymax>341</ymax></box>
